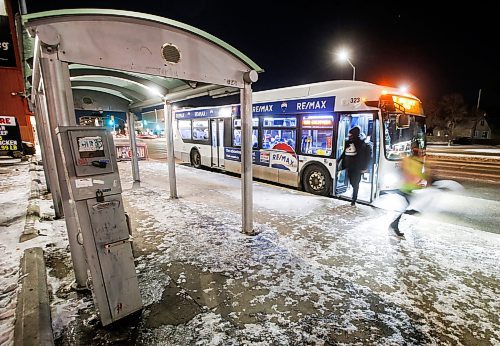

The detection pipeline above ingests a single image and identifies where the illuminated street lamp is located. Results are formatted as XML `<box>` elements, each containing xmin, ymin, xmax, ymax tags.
<box><xmin>337</xmin><ymin>50</ymin><xmax>356</xmax><ymax>81</ymax></box>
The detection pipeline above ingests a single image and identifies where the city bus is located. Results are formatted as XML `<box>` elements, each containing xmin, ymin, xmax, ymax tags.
<box><xmin>173</xmin><ymin>80</ymin><xmax>426</xmax><ymax>204</ymax></box>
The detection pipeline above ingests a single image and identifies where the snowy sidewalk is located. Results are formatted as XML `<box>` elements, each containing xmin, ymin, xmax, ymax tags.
<box><xmin>0</xmin><ymin>160</ymin><xmax>32</xmax><ymax>345</ymax></box>
<box><xmin>41</xmin><ymin>160</ymin><xmax>500</xmax><ymax>345</ymax></box>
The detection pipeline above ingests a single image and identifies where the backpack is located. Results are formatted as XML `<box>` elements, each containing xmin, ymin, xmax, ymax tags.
<box><xmin>359</xmin><ymin>141</ymin><xmax>372</xmax><ymax>170</ymax></box>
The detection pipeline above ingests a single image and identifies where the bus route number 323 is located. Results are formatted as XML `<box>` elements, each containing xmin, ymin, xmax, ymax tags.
<box><xmin>350</xmin><ymin>97</ymin><xmax>361</xmax><ymax>104</ymax></box>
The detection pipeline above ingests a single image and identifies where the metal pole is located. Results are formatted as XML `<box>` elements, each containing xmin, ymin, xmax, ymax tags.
<box><xmin>164</xmin><ymin>102</ymin><xmax>178</xmax><ymax>198</ymax></box>
<box><xmin>18</xmin><ymin>0</ymin><xmax>28</xmax><ymax>14</ymax></box>
<box><xmin>32</xmin><ymin>109</ymin><xmax>51</xmax><ymax>192</ymax></box>
<box><xmin>476</xmin><ymin>89</ymin><xmax>482</xmax><ymax>111</ymax></box>
<box><xmin>33</xmin><ymin>94</ymin><xmax>53</xmax><ymax>193</ymax></box>
<box><xmin>40</xmin><ymin>55</ymin><xmax>88</xmax><ymax>289</ymax></box>
<box><xmin>127</xmin><ymin>112</ymin><xmax>140</xmax><ymax>182</ymax></box>
<box><xmin>241</xmin><ymin>83</ymin><xmax>254</xmax><ymax>234</ymax></box>
<box><xmin>36</xmin><ymin>91</ymin><xmax>63</xmax><ymax>217</ymax></box>
<box><xmin>347</xmin><ymin>58</ymin><xmax>356</xmax><ymax>81</ymax></box>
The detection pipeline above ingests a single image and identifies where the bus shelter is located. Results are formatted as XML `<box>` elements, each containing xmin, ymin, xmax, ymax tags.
<box><xmin>22</xmin><ymin>9</ymin><xmax>262</xmax><ymax>289</ymax></box>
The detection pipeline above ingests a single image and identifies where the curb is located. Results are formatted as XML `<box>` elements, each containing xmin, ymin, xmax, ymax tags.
<box><xmin>14</xmin><ymin>247</ymin><xmax>54</xmax><ymax>346</ymax></box>
<box><xmin>20</xmin><ymin>159</ymin><xmax>42</xmax><ymax>243</ymax></box>
<box><xmin>14</xmin><ymin>158</ymin><xmax>55</xmax><ymax>345</ymax></box>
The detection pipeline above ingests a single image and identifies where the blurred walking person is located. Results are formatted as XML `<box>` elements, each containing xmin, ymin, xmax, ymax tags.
<box><xmin>388</xmin><ymin>147</ymin><xmax>430</xmax><ymax>237</ymax></box>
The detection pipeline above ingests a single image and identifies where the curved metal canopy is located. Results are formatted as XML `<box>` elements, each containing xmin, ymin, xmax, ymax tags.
<box><xmin>21</xmin><ymin>8</ymin><xmax>263</xmax><ymax>111</ymax></box>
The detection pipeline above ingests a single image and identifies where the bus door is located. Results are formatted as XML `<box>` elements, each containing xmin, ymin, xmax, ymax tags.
<box><xmin>335</xmin><ymin>113</ymin><xmax>377</xmax><ymax>203</ymax></box>
<box><xmin>210</xmin><ymin>118</ymin><xmax>225</xmax><ymax>168</ymax></box>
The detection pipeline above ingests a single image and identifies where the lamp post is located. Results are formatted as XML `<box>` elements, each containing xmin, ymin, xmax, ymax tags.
<box><xmin>337</xmin><ymin>50</ymin><xmax>356</xmax><ymax>81</ymax></box>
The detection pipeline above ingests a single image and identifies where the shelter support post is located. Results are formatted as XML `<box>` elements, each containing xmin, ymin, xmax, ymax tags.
<box><xmin>241</xmin><ymin>81</ymin><xmax>254</xmax><ymax>234</ymax></box>
<box><xmin>164</xmin><ymin>102</ymin><xmax>178</xmax><ymax>198</ymax></box>
<box><xmin>32</xmin><ymin>105</ymin><xmax>51</xmax><ymax>192</ymax></box>
<box><xmin>35</xmin><ymin>92</ymin><xmax>62</xmax><ymax>213</ymax></box>
<box><xmin>127</xmin><ymin>112</ymin><xmax>140</xmax><ymax>182</ymax></box>
<box><xmin>39</xmin><ymin>54</ymin><xmax>88</xmax><ymax>289</ymax></box>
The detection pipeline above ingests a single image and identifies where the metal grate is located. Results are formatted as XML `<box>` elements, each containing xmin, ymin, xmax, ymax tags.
<box><xmin>161</xmin><ymin>44</ymin><xmax>181</xmax><ymax>64</ymax></box>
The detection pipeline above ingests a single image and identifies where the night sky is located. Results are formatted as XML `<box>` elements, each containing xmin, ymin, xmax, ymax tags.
<box><xmin>24</xmin><ymin>1</ymin><xmax>499</xmax><ymax>116</ymax></box>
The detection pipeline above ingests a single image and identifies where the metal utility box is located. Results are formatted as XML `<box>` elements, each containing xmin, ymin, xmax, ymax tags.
<box><xmin>57</xmin><ymin>126</ymin><xmax>142</xmax><ymax>326</ymax></box>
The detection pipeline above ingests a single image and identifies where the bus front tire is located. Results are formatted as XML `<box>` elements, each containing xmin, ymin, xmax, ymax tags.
<box><xmin>303</xmin><ymin>165</ymin><xmax>331</xmax><ymax>196</ymax></box>
<box><xmin>190</xmin><ymin>149</ymin><xmax>201</xmax><ymax>168</ymax></box>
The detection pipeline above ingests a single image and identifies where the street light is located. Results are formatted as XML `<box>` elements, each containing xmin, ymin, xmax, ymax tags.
<box><xmin>337</xmin><ymin>50</ymin><xmax>356</xmax><ymax>81</ymax></box>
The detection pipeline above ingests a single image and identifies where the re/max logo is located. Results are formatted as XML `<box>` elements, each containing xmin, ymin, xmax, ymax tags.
<box><xmin>296</xmin><ymin>100</ymin><xmax>327</xmax><ymax>110</ymax></box>
<box><xmin>253</xmin><ymin>104</ymin><xmax>273</xmax><ymax>113</ymax></box>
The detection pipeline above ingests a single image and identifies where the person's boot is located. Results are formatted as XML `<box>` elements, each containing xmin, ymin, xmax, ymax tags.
<box><xmin>389</xmin><ymin>218</ymin><xmax>404</xmax><ymax>237</ymax></box>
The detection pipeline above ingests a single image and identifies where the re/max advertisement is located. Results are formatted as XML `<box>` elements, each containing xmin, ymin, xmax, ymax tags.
<box><xmin>224</xmin><ymin>148</ymin><xmax>298</xmax><ymax>171</ymax></box>
<box><xmin>175</xmin><ymin>97</ymin><xmax>335</xmax><ymax>120</ymax></box>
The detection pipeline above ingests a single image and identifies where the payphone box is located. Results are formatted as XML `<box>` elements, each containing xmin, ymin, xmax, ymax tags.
<box><xmin>57</xmin><ymin>126</ymin><xmax>142</xmax><ymax>326</ymax></box>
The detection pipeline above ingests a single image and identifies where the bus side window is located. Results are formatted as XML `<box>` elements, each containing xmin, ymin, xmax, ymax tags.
<box><xmin>233</xmin><ymin>129</ymin><xmax>241</xmax><ymax>146</ymax></box>
<box><xmin>302</xmin><ymin>135</ymin><xmax>313</xmax><ymax>154</ymax></box>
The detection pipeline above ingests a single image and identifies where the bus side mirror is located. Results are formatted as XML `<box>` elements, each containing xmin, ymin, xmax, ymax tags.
<box><xmin>397</xmin><ymin>113</ymin><xmax>410</xmax><ymax>128</ymax></box>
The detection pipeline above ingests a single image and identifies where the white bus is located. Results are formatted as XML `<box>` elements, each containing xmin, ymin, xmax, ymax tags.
<box><xmin>173</xmin><ymin>80</ymin><xmax>426</xmax><ymax>204</ymax></box>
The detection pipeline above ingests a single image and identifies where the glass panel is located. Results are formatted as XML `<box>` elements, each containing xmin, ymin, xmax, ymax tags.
<box><xmin>233</xmin><ymin>129</ymin><xmax>258</xmax><ymax>148</ymax></box>
<box><xmin>233</xmin><ymin>129</ymin><xmax>241</xmax><ymax>146</ymax></box>
<box><xmin>192</xmin><ymin>120</ymin><xmax>209</xmax><ymax>140</ymax></box>
<box><xmin>262</xmin><ymin>129</ymin><xmax>296</xmax><ymax>150</ymax></box>
<box><xmin>384</xmin><ymin>115</ymin><xmax>425</xmax><ymax>160</ymax></box>
<box><xmin>233</xmin><ymin>118</ymin><xmax>258</xmax><ymax>127</ymax></box>
<box><xmin>178</xmin><ymin>120</ymin><xmax>192</xmax><ymax>140</ymax></box>
<box><xmin>300</xmin><ymin>129</ymin><xmax>333</xmax><ymax>156</ymax></box>
<box><xmin>263</xmin><ymin>116</ymin><xmax>297</xmax><ymax>127</ymax></box>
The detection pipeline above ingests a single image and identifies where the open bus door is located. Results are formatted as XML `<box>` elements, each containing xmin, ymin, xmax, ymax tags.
<box><xmin>210</xmin><ymin>118</ymin><xmax>225</xmax><ymax>168</ymax></box>
<box><xmin>334</xmin><ymin>113</ymin><xmax>378</xmax><ymax>203</ymax></box>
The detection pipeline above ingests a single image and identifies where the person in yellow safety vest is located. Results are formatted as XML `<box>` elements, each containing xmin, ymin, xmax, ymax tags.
<box><xmin>389</xmin><ymin>147</ymin><xmax>430</xmax><ymax>237</ymax></box>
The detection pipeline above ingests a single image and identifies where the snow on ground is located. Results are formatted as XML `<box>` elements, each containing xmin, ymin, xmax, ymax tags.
<box><xmin>4</xmin><ymin>157</ymin><xmax>499</xmax><ymax>345</ymax></box>
<box><xmin>116</xmin><ymin>161</ymin><xmax>500</xmax><ymax>345</ymax></box>
<box><xmin>0</xmin><ymin>159</ymin><xmax>81</xmax><ymax>346</ymax></box>
<box><xmin>464</xmin><ymin>148</ymin><xmax>500</xmax><ymax>154</ymax></box>
<box><xmin>0</xmin><ymin>162</ymin><xmax>30</xmax><ymax>345</ymax></box>
<box><xmin>427</xmin><ymin>153</ymin><xmax>500</xmax><ymax>162</ymax></box>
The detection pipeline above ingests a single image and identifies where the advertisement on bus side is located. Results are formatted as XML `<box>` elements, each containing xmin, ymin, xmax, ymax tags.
<box><xmin>224</xmin><ymin>147</ymin><xmax>298</xmax><ymax>171</ymax></box>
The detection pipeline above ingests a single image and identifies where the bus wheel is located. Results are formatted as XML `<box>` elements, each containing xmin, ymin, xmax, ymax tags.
<box><xmin>190</xmin><ymin>149</ymin><xmax>202</xmax><ymax>168</ymax></box>
<box><xmin>303</xmin><ymin>165</ymin><xmax>331</xmax><ymax>196</ymax></box>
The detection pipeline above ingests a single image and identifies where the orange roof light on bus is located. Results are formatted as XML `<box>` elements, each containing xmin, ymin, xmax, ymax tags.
<box><xmin>392</xmin><ymin>95</ymin><xmax>417</xmax><ymax>110</ymax></box>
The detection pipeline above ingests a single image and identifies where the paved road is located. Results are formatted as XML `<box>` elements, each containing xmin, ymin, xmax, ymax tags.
<box><xmin>427</xmin><ymin>144</ymin><xmax>500</xmax><ymax>184</ymax></box>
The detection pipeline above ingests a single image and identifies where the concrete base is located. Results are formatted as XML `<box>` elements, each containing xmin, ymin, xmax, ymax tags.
<box><xmin>14</xmin><ymin>247</ymin><xmax>54</xmax><ymax>346</ymax></box>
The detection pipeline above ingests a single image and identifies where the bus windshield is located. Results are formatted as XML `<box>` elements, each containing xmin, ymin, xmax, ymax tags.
<box><xmin>384</xmin><ymin>114</ymin><xmax>425</xmax><ymax>160</ymax></box>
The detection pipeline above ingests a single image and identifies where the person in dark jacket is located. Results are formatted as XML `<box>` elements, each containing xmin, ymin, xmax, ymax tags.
<box><xmin>339</xmin><ymin>126</ymin><xmax>371</xmax><ymax>206</ymax></box>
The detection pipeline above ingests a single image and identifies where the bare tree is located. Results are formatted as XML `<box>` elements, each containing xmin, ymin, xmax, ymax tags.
<box><xmin>424</xmin><ymin>100</ymin><xmax>444</xmax><ymax>131</ymax></box>
<box><xmin>438</xmin><ymin>93</ymin><xmax>469</xmax><ymax>135</ymax></box>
